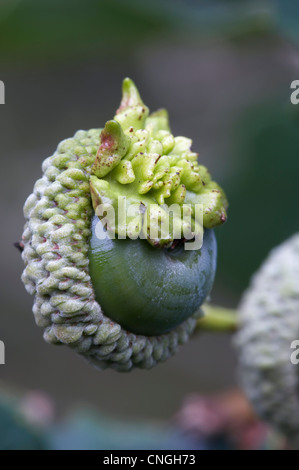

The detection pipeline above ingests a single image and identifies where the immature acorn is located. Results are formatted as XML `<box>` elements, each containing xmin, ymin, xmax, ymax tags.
<box><xmin>21</xmin><ymin>78</ymin><xmax>228</xmax><ymax>371</ymax></box>
<box><xmin>236</xmin><ymin>234</ymin><xmax>299</xmax><ymax>448</ymax></box>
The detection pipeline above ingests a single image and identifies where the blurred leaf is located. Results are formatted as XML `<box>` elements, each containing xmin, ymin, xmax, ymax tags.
<box><xmin>218</xmin><ymin>101</ymin><xmax>299</xmax><ymax>292</ymax></box>
<box><xmin>272</xmin><ymin>0</ymin><xmax>299</xmax><ymax>44</ymax></box>
<box><xmin>0</xmin><ymin>0</ymin><xmax>169</xmax><ymax>60</ymax></box>
<box><xmin>0</xmin><ymin>0</ymin><xmax>274</xmax><ymax>61</ymax></box>
<box><xmin>48</xmin><ymin>409</ymin><xmax>205</xmax><ymax>450</ymax></box>
<box><xmin>0</xmin><ymin>399</ymin><xmax>47</xmax><ymax>450</ymax></box>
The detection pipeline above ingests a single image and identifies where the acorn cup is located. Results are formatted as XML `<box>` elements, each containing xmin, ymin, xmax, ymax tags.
<box><xmin>21</xmin><ymin>78</ymin><xmax>228</xmax><ymax>371</ymax></box>
<box><xmin>236</xmin><ymin>234</ymin><xmax>299</xmax><ymax>448</ymax></box>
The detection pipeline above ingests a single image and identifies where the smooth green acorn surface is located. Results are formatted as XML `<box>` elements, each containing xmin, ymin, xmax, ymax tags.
<box><xmin>89</xmin><ymin>214</ymin><xmax>217</xmax><ymax>336</ymax></box>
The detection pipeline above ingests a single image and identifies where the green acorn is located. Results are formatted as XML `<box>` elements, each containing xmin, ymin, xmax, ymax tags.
<box><xmin>21</xmin><ymin>78</ymin><xmax>227</xmax><ymax>371</ymax></box>
<box><xmin>236</xmin><ymin>234</ymin><xmax>299</xmax><ymax>448</ymax></box>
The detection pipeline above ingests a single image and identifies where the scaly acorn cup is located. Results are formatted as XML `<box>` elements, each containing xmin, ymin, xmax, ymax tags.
<box><xmin>235</xmin><ymin>234</ymin><xmax>299</xmax><ymax>448</ymax></box>
<box><xmin>21</xmin><ymin>78</ymin><xmax>228</xmax><ymax>371</ymax></box>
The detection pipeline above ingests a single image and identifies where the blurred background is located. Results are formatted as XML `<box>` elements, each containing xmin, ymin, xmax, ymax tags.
<box><xmin>0</xmin><ymin>0</ymin><xmax>298</xmax><ymax>449</ymax></box>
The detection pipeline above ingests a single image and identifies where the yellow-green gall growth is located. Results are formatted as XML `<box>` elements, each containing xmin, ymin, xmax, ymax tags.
<box><xmin>90</xmin><ymin>78</ymin><xmax>228</xmax><ymax>247</ymax></box>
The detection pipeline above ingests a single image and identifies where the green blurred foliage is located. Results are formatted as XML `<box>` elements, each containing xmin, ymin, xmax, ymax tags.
<box><xmin>48</xmin><ymin>410</ymin><xmax>200</xmax><ymax>450</ymax></box>
<box><xmin>273</xmin><ymin>0</ymin><xmax>299</xmax><ymax>44</ymax></box>
<box><xmin>218</xmin><ymin>101</ymin><xmax>299</xmax><ymax>291</ymax></box>
<box><xmin>0</xmin><ymin>399</ymin><xmax>46</xmax><ymax>450</ymax></box>
<box><xmin>0</xmin><ymin>0</ymin><xmax>168</xmax><ymax>60</ymax></box>
<box><xmin>0</xmin><ymin>393</ymin><xmax>202</xmax><ymax>450</ymax></box>
<box><xmin>0</xmin><ymin>0</ymin><xmax>275</xmax><ymax>61</ymax></box>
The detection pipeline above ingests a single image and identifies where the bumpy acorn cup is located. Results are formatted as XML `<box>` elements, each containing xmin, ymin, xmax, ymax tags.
<box><xmin>21</xmin><ymin>78</ymin><xmax>228</xmax><ymax>371</ymax></box>
<box><xmin>236</xmin><ymin>234</ymin><xmax>299</xmax><ymax>448</ymax></box>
